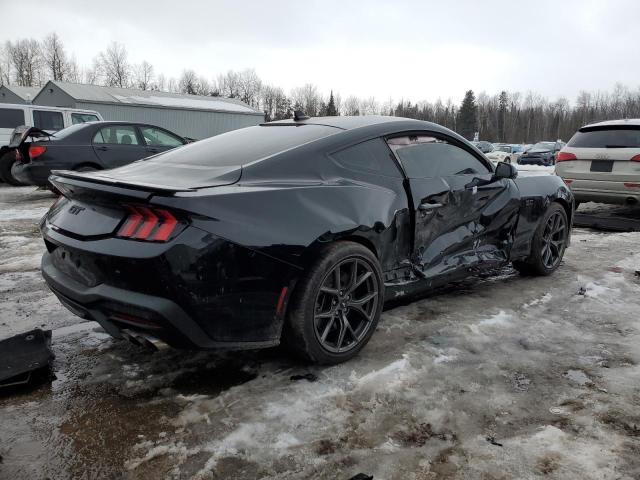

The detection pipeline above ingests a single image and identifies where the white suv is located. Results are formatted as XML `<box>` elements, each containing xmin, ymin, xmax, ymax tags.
<box><xmin>555</xmin><ymin>119</ymin><xmax>640</xmax><ymax>207</ymax></box>
<box><xmin>0</xmin><ymin>103</ymin><xmax>102</xmax><ymax>185</ymax></box>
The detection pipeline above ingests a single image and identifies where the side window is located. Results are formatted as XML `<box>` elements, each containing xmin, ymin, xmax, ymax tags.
<box><xmin>139</xmin><ymin>126</ymin><xmax>184</xmax><ymax>147</ymax></box>
<box><xmin>93</xmin><ymin>126</ymin><xmax>140</xmax><ymax>145</ymax></box>
<box><xmin>71</xmin><ymin>113</ymin><xmax>99</xmax><ymax>125</ymax></box>
<box><xmin>0</xmin><ymin>108</ymin><xmax>25</xmax><ymax>128</ymax></box>
<box><xmin>33</xmin><ymin>110</ymin><xmax>64</xmax><ymax>131</ymax></box>
<box><xmin>393</xmin><ymin>140</ymin><xmax>490</xmax><ymax>178</ymax></box>
<box><xmin>331</xmin><ymin>138</ymin><xmax>401</xmax><ymax>177</ymax></box>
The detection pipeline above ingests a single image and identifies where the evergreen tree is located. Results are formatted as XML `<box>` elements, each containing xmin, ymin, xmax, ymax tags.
<box><xmin>457</xmin><ymin>90</ymin><xmax>478</xmax><ymax>140</ymax></box>
<box><xmin>326</xmin><ymin>90</ymin><xmax>337</xmax><ymax>116</ymax></box>
<box><xmin>498</xmin><ymin>90</ymin><xmax>508</xmax><ymax>142</ymax></box>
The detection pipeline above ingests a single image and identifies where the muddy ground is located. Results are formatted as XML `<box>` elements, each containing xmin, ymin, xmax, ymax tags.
<box><xmin>1</xmin><ymin>184</ymin><xmax>639</xmax><ymax>480</ymax></box>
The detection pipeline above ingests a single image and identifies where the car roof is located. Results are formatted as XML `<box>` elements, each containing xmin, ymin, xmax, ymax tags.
<box><xmin>582</xmin><ymin>118</ymin><xmax>640</xmax><ymax>129</ymax></box>
<box><xmin>267</xmin><ymin>115</ymin><xmax>419</xmax><ymax>131</ymax></box>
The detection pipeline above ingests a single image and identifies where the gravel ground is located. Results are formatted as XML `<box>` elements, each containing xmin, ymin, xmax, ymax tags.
<box><xmin>1</xmin><ymin>184</ymin><xmax>639</xmax><ymax>480</ymax></box>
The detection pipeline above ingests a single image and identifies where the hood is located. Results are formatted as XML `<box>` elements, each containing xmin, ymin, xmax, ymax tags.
<box><xmin>526</xmin><ymin>148</ymin><xmax>552</xmax><ymax>155</ymax></box>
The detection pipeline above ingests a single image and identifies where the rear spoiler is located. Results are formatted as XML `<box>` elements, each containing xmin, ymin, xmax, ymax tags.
<box><xmin>49</xmin><ymin>171</ymin><xmax>196</xmax><ymax>204</ymax></box>
<box><xmin>8</xmin><ymin>126</ymin><xmax>53</xmax><ymax>148</ymax></box>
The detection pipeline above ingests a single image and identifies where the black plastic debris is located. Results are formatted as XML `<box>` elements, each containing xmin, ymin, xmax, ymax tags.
<box><xmin>290</xmin><ymin>373</ymin><xmax>318</xmax><ymax>382</ymax></box>
<box><xmin>349</xmin><ymin>474</ymin><xmax>373</xmax><ymax>480</ymax></box>
<box><xmin>486</xmin><ymin>436</ymin><xmax>503</xmax><ymax>447</ymax></box>
<box><xmin>0</xmin><ymin>329</ymin><xmax>54</xmax><ymax>392</ymax></box>
<box><xmin>577</xmin><ymin>286</ymin><xmax>587</xmax><ymax>296</ymax></box>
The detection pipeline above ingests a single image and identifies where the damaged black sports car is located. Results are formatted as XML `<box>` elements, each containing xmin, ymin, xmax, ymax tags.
<box><xmin>40</xmin><ymin>116</ymin><xmax>573</xmax><ymax>364</ymax></box>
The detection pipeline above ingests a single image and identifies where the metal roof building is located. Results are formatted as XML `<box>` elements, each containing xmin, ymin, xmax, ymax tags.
<box><xmin>33</xmin><ymin>81</ymin><xmax>264</xmax><ymax>140</ymax></box>
<box><xmin>0</xmin><ymin>85</ymin><xmax>41</xmax><ymax>104</ymax></box>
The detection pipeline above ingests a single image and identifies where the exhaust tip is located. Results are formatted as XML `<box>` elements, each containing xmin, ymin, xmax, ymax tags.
<box><xmin>122</xmin><ymin>329</ymin><xmax>169</xmax><ymax>352</ymax></box>
<box><xmin>625</xmin><ymin>197</ymin><xmax>638</xmax><ymax>205</ymax></box>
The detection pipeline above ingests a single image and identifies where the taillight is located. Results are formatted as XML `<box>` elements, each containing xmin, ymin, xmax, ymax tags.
<box><xmin>556</xmin><ymin>152</ymin><xmax>577</xmax><ymax>162</ymax></box>
<box><xmin>29</xmin><ymin>145</ymin><xmax>47</xmax><ymax>159</ymax></box>
<box><xmin>631</xmin><ymin>154</ymin><xmax>640</xmax><ymax>162</ymax></box>
<box><xmin>117</xmin><ymin>205</ymin><xmax>179</xmax><ymax>242</ymax></box>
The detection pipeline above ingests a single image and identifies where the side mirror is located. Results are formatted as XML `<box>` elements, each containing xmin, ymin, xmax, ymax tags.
<box><xmin>494</xmin><ymin>161</ymin><xmax>518</xmax><ymax>180</ymax></box>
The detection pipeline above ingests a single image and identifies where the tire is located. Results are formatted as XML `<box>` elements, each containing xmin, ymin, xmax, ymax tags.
<box><xmin>283</xmin><ymin>242</ymin><xmax>384</xmax><ymax>364</ymax></box>
<box><xmin>513</xmin><ymin>203</ymin><xmax>568</xmax><ymax>276</ymax></box>
<box><xmin>0</xmin><ymin>151</ymin><xmax>27</xmax><ymax>186</ymax></box>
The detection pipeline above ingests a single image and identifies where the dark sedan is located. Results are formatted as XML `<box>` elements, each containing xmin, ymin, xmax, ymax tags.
<box><xmin>40</xmin><ymin>115</ymin><xmax>573</xmax><ymax>364</ymax></box>
<box><xmin>519</xmin><ymin>141</ymin><xmax>565</xmax><ymax>166</ymax></box>
<box><xmin>11</xmin><ymin>121</ymin><xmax>187</xmax><ymax>186</ymax></box>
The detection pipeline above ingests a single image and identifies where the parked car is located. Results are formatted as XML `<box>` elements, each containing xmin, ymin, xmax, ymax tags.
<box><xmin>0</xmin><ymin>103</ymin><xmax>102</xmax><ymax>185</ymax></box>
<box><xmin>509</xmin><ymin>144</ymin><xmax>525</xmax><ymax>161</ymax></box>
<box><xmin>40</xmin><ymin>115</ymin><xmax>573</xmax><ymax>364</ymax></box>
<box><xmin>485</xmin><ymin>144</ymin><xmax>517</xmax><ymax>164</ymax></box>
<box><xmin>472</xmin><ymin>140</ymin><xmax>494</xmax><ymax>153</ymax></box>
<box><xmin>10</xmin><ymin>121</ymin><xmax>188</xmax><ymax>187</ymax></box>
<box><xmin>555</xmin><ymin>119</ymin><xmax>640</xmax><ymax>207</ymax></box>
<box><xmin>519</xmin><ymin>141</ymin><xmax>565</xmax><ymax>166</ymax></box>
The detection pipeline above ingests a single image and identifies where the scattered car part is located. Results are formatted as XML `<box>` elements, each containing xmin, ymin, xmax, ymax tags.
<box><xmin>0</xmin><ymin>329</ymin><xmax>54</xmax><ymax>391</ymax></box>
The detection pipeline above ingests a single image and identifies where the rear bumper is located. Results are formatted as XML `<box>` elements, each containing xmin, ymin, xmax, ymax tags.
<box><xmin>567</xmin><ymin>179</ymin><xmax>640</xmax><ymax>204</ymax></box>
<box><xmin>12</xmin><ymin>162</ymin><xmax>59</xmax><ymax>187</ymax></box>
<box><xmin>42</xmin><ymin>251</ymin><xmax>279</xmax><ymax>350</ymax></box>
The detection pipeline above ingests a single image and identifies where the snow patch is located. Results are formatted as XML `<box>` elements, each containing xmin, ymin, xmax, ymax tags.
<box><xmin>563</xmin><ymin>369</ymin><xmax>592</xmax><ymax>386</ymax></box>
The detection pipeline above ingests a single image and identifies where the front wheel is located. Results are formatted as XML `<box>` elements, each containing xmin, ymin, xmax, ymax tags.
<box><xmin>513</xmin><ymin>203</ymin><xmax>568</xmax><ymax>276</ymax></box>
<box><xmin>283</xmin><ymin>242</ymin><xmax>384</xmax><ymax>364</ymax></box>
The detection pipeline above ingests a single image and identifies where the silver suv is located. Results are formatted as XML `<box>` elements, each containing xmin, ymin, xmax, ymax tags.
<box><xmin>555</xmin><ymin>119</ymin><xmax>640</xmax><ymax>206</ymax></box>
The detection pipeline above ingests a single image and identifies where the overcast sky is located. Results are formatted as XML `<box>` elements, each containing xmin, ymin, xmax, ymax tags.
<box><xmin>3</xmin><ymin>0</ymin><xmax>638</xmax><ymax>103</ymax></box>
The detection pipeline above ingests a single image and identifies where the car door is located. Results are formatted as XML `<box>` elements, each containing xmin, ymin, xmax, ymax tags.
<box><xmin>138</xmin><ymin>125</ymin><xmax>186</xmax><ymax>156</ymax></box>
<box><xmin>92</xmin><ymin>124</ymin><xmax>148</xmax><ymax>168</ymax></box>
<box><xmin>389</xmin><ymin>134</ymin><xmax>520</xmax><ymax>281</ymax></box>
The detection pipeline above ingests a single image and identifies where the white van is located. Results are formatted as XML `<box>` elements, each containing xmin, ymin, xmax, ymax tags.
<box><xmin>0</xmin><ymin>103</ymin><xmax>103</xmax><ymax>184</ymax></box>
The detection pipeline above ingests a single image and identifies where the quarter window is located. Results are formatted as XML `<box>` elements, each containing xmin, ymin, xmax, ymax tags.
<box><xmin>71</xmin><ymin>113</ymin><xmax>99</xmax><ymax>124</ymax></box>
<box><xmin>93</xmin><ymin>126</ymin><xmax>140</xmax><ymax>145</ymax></box>
<box><xmin>139</xmin><ymin>126</ymin><xmax>184</xmax><ymax>147</ymax></box>
<box><xmin>331</xmin><ymin>138</ymin><xmax>401</xmax><ymax>177</ymax></box>
<box><xmin>393</xmin><ymin>139</ymin><xmax>490</xmax><ymax>178</ymax></box>
<box><xmin>33</xmin><ymin>110</ymin><xmax>64</xmax><ymax>131</ymax></box>
<box><xmin>0</xmin><ymin>108</ymin><xmax>25</xmax><ymax>128</ymax></box>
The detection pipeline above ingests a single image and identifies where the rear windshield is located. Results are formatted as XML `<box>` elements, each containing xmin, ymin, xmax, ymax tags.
<box><xmin>568</xmin><ymin>126</ymin><xmax>640</xmax><ymax>148</ymax></box>
<box><xmin>147</xmin><ymin>124</ymin><xmax>339</xmax><ymax>167</ymax></box>
<box><xmin>0</xmin><ymin>108</ymin><xmax>25</xmax><ymax>129</ymax></box>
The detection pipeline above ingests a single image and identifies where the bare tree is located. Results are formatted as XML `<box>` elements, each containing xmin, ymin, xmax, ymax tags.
<box><xmin>7</xmin><ymin>39</ymin><xmax>42</xmax><ymax>86</ymax></box>
<box><xmin>342</xmin><ymin>95</ymin><xmax>360</xmax><ymax>116</ymax></box>
<box><xmin>0</xmin><ymin>42</ymin><xmax>11</xmax><ymax>85</ymax></box>
<box><xmin>179</xmin><ymin>69</ymin><xmax>199</xmax><ymax>94</ymax></box>
<box><xmin>290</xmin><ymin>84</ymin><xmax>321</xmax><ymax>116</ymax></box>
<box><xmin>96</xmin><ymin>42</ymin><xmax>130</xmax><ymax>87</ymax></box>
<box><xmin>133</xmin><ymin>60</ymin><xmax>154</xmax><ymax>90</ymax></box>
<box><xmin>216</xmin><ymin>70</ymin><xmax>241</xmax><ymax>98</ymax></box>
<box><xmin>41</xmin><ymin>32</ymin><xmax>68</xmax><ymax>81</ymax></box>
<box><xmin>237</xmin><ymin>68</ymin><xmax>262</xmax><ymax>107</ymax></box>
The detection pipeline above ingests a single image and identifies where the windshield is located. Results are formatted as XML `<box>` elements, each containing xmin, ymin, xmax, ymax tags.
<box><xmin>531</xmin><ymin>142</ymin><xmax>555</xmax><ymax>150</ymax></box>
<box><xmin>568</xmin><ymin>127</ymin><xmax>640</xmax><ymax>148</ymax></box>
<box><xmin>495</xmin><ymin>145</ymin><xmax>510</xmax><ymax>153</ymax></box>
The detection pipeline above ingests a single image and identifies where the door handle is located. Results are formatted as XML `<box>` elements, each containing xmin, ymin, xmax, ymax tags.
<box><xmin>95</xmin><ymin>146</ymin><xmax>108</xmax><ymax>151</ymax></box>
<box><xmin>418</xmin><ymin>202</ymin><xmax>443</xmax><ymax>211</ymax></box>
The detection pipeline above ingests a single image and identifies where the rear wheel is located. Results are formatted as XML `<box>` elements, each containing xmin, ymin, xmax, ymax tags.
<box><xmin>0</xmin><ymin>151</ymin><xmax>27</xmax><ymax>186</ymax></box>
<box><xmin>284</xmin><ymin>242</ymin><xmax>384</xmax><ymax>364</ymax></box>
<box><xmin>513</xmin><ymin>203</ymin><xmax>568</xmax><ymax>276</ymax></box>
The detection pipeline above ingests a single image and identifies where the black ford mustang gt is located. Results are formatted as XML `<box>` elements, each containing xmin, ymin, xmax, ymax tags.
<box><xmin>40</xmin><ymin>116</ymin><xmax>573</xmax><ymax>364</ymax></box>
